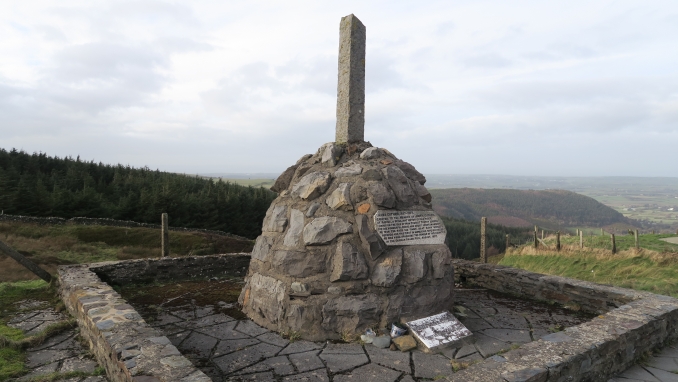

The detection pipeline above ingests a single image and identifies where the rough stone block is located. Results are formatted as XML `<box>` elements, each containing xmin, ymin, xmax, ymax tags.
<box><xmin>303</xmin><ymin>216</ymin><xmax>353</xmax><ymax>245</ymax></box>
<box><xmin>381</xmin><ymin>166</ymin><xmax>418</xmax><ymax>207</ymax></box>
<box><xmin>322</xmin><ymin>294</ymin><xmax>382</xmax><ymax>334</ymax></box>
<box><xmin>401</xmin><ymin>248</ymin><xmax>427</xmax><ymax>284</ymax></box>
<box><xmin>330</xmin><ymin>241</ymin><xmax>368</xmax><ymax>282</ymax></box>
<box><xmin>291</xmin><ymin>171</ymin><xmax>332</xmax><ymax>200</ymax></box>
<box><xmin>370</xmin><ymin>248</ymin><xmax>403</xmax><ymax>287</ymax></box>
<box><xmin>392</xmin><ymin>335</ymin><xmax>417</xmax><ymax>352</ymax></box>
<box><xmin>356</xmin><ymin>214</ymin><xmax>386</xmax><ymax>260</ymax></box>
<box><xmin>326</xmin><ymin>183</ymin><xmax>353</xmax><ymax>210</ymax></box>
<box><xmin>282</xmin><ymin>209</ymin><xmax>304</xmax><ymax>247</ymax></box>
<box><xmin>367</xmin><ymin>181</ymin><xmax>395</xmax><ymax>208</ymax></box>
<box><xmin>263</xmin><ymin>205</ymin><xmax>288</xmax><ymax>233</ymax></box>
<box><xmin>271</xmin><ymin>250</ymin><xmax>326</xmax><ymax>278</ymax></box>
<box><xmin>335</xmin><ymin>162</ymin><xmax>363</xmax><ymax>177</ymax></box>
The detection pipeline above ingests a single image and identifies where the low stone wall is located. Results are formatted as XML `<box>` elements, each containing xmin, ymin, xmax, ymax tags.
<box><xmin>449</xmin><ymin>259</ymin><xmax>678</xmax><ymax>381</ymax></box>
<box><xmin>58</xmin><ymin>255</ymin><xmax>678</xmax><ymax>381</ymax></box>
<box><xmin>452</xmin><ymin>260</ymin><xmax>641</xmax><ymax>314</ymax></box>
<box><xmin>0</xmin><ymin>213</ymin><xmax>251</xmax><ymax>241</ymax></box>
<box><xmin>93</xmin><ymin>253</ymin><xmax>251</xmax><ymax>286</ymax></box>
<box><xmin>58</xmin><ymin>254</ymin><xmax>249</xmax><ymax>382</ymax></box>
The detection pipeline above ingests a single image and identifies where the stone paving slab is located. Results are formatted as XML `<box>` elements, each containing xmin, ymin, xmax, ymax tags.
<box><xmin>119</xmin><ymin>284</ymin><xmax>600</xmax><ymax>381</ymax></box>
<box><xmin>6</xmin><ymin>300</ymin><xmax>109</xmax><ymax>382</ymax></box>
<box><xmin>612</xmin><ymin>344</ymin><xmax>678</xmax><ymax>381</ymax></box>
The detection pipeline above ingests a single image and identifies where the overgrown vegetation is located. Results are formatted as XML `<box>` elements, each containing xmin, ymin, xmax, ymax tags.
<box><xmin>442</xmin><ymin>217</ymin><xmax>531</xmax><ymax>260</ymax></box>
<box><xmin>0</xmin><ymin>222</ymin><xmax>254</xmax><ymax>282</ymax></box>
<box><xmin>499</xmin><ymin>246</ymin><xmax>678</xmax><ymax>297</ymax></box>
<box><xmin>431</xmin><ymin>188</ymin><xmax>632</xmax><ymax>229</ymax></box>
<box><xmin>0</xmin><ymin>280</ymin><xmax>53</xmax><ymax>381</ymax></box>
<box><xmin>0</xmin><ymin>148</ymin><xmax>277</xmax><ymax>239</ymax></box>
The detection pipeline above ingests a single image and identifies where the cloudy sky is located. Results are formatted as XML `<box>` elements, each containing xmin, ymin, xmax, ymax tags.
<box><xmin>1</xmin><ymin>1</ymin><xmax>677</xmax><ymax>177</ymax></box>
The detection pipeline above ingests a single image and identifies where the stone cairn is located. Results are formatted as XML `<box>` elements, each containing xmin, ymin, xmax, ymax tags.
<box><xmin>239</xmin><ymin>14</ymin><xmax>454</xmax><ymax>341</ymax></box>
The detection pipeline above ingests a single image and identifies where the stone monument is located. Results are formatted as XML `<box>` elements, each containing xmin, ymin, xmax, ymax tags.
<box><xmin>239</xmin><ymin>14</ymin><xmax>454</xmax><ymax>341</ymax></box>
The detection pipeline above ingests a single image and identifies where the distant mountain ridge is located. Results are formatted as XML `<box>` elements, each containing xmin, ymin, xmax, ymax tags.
<box><xmin>430</xmin><ymin>188</ymin><xmax>634</xmax><ymax>229</ymax></box>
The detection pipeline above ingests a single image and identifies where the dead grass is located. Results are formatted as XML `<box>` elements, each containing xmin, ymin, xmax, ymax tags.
<box><xmin>0</xmin><ymin>222</ymin><xmax>253</xmax><ymax>282</ymax></box>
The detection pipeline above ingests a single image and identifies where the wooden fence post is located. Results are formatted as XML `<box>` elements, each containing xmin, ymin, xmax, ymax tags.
<box><xmin>634</xmin><ymin>229</ymin><xmax>639</xmax><ymax>251</ymax></box>
<box><xmin>541</xmin><ymin>230</ymin><xmax>544</xmax><ymax>240</ymax></box>
<box><xmin>611</xmin><ymin>234</ymin><xmax>617</xmax><ymax>254</ymax></box>
<box><xmin>533</xmin><ymin>231</ymin><xmax>538</xmax><ymax>249</ymax></box>
<box><xmin>505</xmin><ymin>234</ymin><xmax>510</xmax><ymax>253</ymax></box>
<box><xmin>556</xmin><ymin>231</ymin><xmax>561</xmax><ymax>251</ymax></box>
<box><xmin>161</xmin><ymin>213</ymin><xmax>169</xmax><ymax>257</ymax></box>
<box><xmin>601</xmin><ymin>228</ymin><xmax>604</xmax><ymax>235</ymax></box>
<box><xmin>0</xmin><ymin>240</ymin><xmax>52</xmax><ymax>282</ymax></box>
<box><xmin>480</xmin><ymin>217</ymin><xmax>487</xmax><ymax>263</ymax></box>
<box><xmin>580</xmin><ymin>230</ymin><xmax>583</xmax><ymax>249</ymax></box>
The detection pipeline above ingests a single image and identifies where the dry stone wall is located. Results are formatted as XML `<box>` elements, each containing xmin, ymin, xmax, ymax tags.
<box><xmin>239</xmin><ymin>142</ymin><xmax>454</xmax><ymax>341</ymax></box>
<box><xmin>0</xmin><ymin>214</ymin><xmax>250</xmax><ymax>241</ymax></box>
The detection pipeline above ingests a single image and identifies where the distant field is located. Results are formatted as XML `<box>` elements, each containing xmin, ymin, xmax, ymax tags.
<box><xmin>586</xmin><ymin>193</ymin><xmax>678</xmax><ymax>228</ymax></box>
<box><xmin>0</xmin><ymin>222</ymin><xmax>254</xmax><ymax>282</ymax></box>
<box><xmin>424</xmin><ymin>175</ymin><xmax>678</xmax><ymax>232</ymax></box>
<box><xmin>217</xmin><ymin>178</ymin><xmax>275</xmax><ymax>189</ymax></box>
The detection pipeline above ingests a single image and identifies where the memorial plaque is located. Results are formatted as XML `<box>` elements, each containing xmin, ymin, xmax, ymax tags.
<box><xmin>406</xmin><ymin>311</ymin><xmax>473</xmax><ymax>352</ymax></box>
<box><xmin>373</xmin><ymin>210</ymin><xmax>446</xmax><ymax>246</ymax></box>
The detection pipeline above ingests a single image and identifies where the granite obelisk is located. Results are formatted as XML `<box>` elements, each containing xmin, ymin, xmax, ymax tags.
<box><xmin>335</xmin><ymin>14</ymin><xmax>366</xmax><ymax>143</ymax></box>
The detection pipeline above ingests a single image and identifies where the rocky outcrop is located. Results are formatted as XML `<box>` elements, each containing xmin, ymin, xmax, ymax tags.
<box><xmin>240</xmin><ymin>141</ymin><xmax>454</xmax><ymax>341</ymax></box>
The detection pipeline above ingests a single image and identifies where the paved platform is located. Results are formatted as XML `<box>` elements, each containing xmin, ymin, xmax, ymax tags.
<box><xmin>612</xmin><ymin>344</ymin><xmax>678</xmax><ymax>381</ymax></box>
<box><xmin>7</xmin><ymin>299</ymin><xmax>107</xmax><ymax>382</ymax></box>
<box><xmin>131</xmin><ymin>286</ymin><xmax>592</xmax><ymax>381</ymax></box>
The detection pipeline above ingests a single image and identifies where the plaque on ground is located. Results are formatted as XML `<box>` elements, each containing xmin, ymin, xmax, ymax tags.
<box><xmin>406</xmin><ymin>311</ymin><xmax>473</xmax><ymax>352</ymax></box>
<box><xmin>373</xmin><ymin>210</ymin><xmax>446</xmax><ymax>246</ymax></box>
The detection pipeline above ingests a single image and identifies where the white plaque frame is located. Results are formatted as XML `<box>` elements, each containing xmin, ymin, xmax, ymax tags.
<box><xmin>373</xmin><ymin>210</ymin><xmax>446</xmax><ymax>246</ymax></box>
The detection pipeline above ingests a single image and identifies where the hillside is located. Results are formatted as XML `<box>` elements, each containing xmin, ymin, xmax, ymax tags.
<box><xmin>430</xmin><ymin>188</ymin><xmax>634</xmax><ymax>229</ymax></box>
<box><xmin>0</xmin><ymin>148</ymin><xmax>276</xmax><ymax>238</ymax></box>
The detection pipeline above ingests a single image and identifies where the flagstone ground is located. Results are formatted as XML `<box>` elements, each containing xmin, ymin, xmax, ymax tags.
<box><xmin>119</xmin><ymin>281</ymin><xmax>595</xmax><ymax>381</ymax></box>
<box><xmin>6</xmin><ymin>299</ymin><xmax>107</xmax><ymax>382</ymax></box>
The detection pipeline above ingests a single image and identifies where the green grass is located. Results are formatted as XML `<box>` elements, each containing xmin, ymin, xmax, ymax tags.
<box><xmin>499</xmin><ymin>247</ymin><xmax>678</xmax><ymax>297</ymax></box>
<box><xmin>553</xmin><ymin>233</ymin><xmax>678</xmax><ymax>253</ymax></box>
<box><xmin>0</xmin><ymin>280</ymin><xmax>53</xmax><ymax>382</ymax></box>
<box><xmin>0</xmin><ymin>347</ymin><xmax>24</xmax><ymax>381</ymax></box>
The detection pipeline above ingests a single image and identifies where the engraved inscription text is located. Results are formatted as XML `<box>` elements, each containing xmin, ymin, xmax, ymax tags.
<box><xmin>373</xmin><ymin>210</ymin><xmax>446</xmax><ymax>246</ymax></box>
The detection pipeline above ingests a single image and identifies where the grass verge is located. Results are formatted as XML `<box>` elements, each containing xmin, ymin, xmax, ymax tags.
<box><xmin>500</xmin><ymin>246</ymin><xmax>678</xmax><ymax>297</ymax></box>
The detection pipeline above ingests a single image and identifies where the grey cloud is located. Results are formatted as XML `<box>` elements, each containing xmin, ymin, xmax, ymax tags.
<box><xmin>523</xmin><ymin>42</ymin><xmax>597</xmax><ymax>61</ymax></box>
<box><xmin>154</xmin><ymin>37</ymin><xmax>214</xmax><ymax>54</ymax></box>
<box><xmin>366</xmin><ymin>51</ymin><xmax>409</xmax><ymax>92</ymax></box>
<box><xmin>107</xmin><ymin>1</ymin><xmax>199</xmax><ymax>26</ymax></box>
<box><xmin>461</xmin><ymin>53</ymin><xmax>512</xmax><ymax>68</ymax></box>
<box><xmin>35</xmin><ymin>25</ymin><xmax>67</xmax><ymax>42</ymax></box>
<box><xmin>435</xmin><ymin>21</ymin><xmax>455</xmax><ymax>36</ymax></box>
<box><xmin>51</xmin><ymin>42</ymin><xmax>167</xmax><ymax>84</ymax></box>
<box><xmin>277</xmin><ymin>56</ymin><xmax>335</xmax><ymax>95</ymax></box>
<box><xmin>475</xmin><ymin>78</ymin><xmax>678</xmax><ymax>110</ymax></box>
<box><xmin>201</xmin><ymin>62</ymin><xmax>284</xmax><ymax>113</ymax></box>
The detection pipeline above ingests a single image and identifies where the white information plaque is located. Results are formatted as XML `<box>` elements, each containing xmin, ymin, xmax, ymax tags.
<box><xmin>406</xmin><ymin>311</ymin><xmax>473</xmax><ymax>351</ymax></box>
<box><xmin>373</xmin><ymin>210</ymin><xmax>446</xmax><ymax>246</ymax></box>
